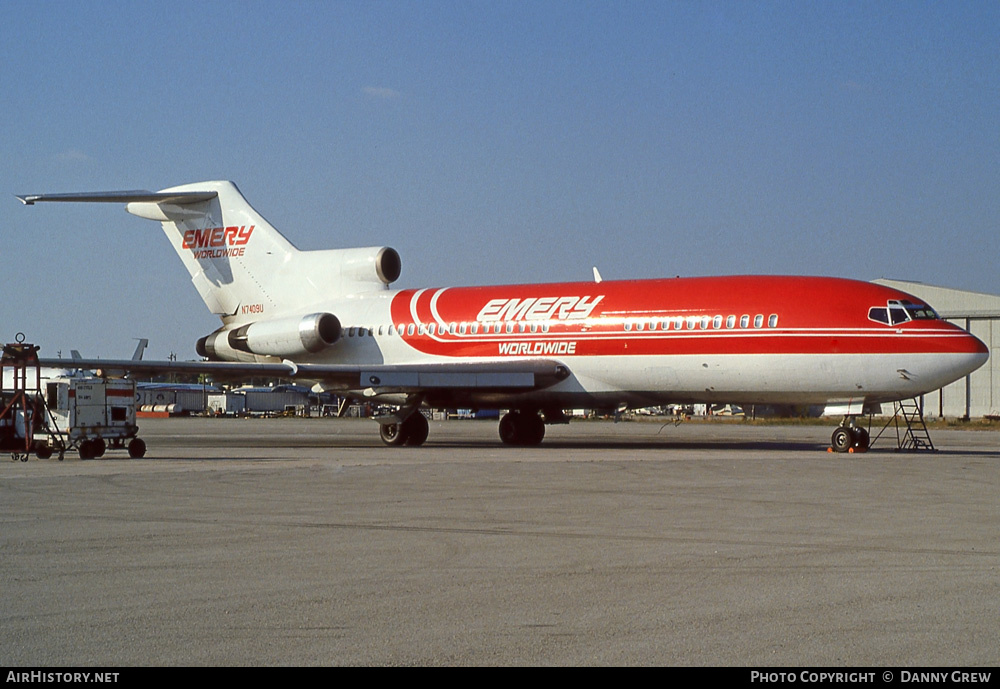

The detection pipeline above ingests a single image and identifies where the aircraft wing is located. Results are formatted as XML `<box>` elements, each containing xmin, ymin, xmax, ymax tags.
<box><xmin>36</xmin><ymin>357</ymin><xmax>571</xmax><ymax>395</ymax></box>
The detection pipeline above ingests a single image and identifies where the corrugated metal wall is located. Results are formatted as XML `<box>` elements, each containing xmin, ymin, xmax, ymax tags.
<box><xmin>932</xmin><ymin>317</ymin><xmax>998</xmax><ymax>418</ymax></box>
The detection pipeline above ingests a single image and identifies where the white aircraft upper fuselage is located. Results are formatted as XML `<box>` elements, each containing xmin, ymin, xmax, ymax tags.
<box><xmin>19</xmin><ymin>181</ymin><xmax>989</xmax><ymax>449</ymax></box>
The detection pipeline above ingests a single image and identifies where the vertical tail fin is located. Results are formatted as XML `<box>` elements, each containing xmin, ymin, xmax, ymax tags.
<box><xmin>19</xmin><ymin>181</ymin><xmax>401</xmax><ymax>324</ymax></box>
<box><xmin>125</xmin><ymin>181</ymin><xmax>297</xmax><ymax>320</ymax></box>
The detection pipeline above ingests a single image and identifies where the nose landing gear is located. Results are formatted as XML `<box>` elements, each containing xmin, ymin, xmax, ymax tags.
<box><xmin>830</xmin><ymin>421</ymin><xmax>870</xmax><ymax>453</ymax></box>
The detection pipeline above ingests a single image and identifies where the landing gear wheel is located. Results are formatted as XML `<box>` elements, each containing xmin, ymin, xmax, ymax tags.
<box><xmin>127</xmin><ymin>438</ymin><xmax>146</xmax><ymax>458</ymax></box>
<box><xmin>499</xmin><ymin>411</ymin><xmax>546</xmax><ymax>446</ymax></box>
<box><xmin>851</xmin><ymin>427</ymin><xmax>870</xmax><ymax>452</ymax></box>
<box><xmin>499</xmin><ymin>413</ymin><xmax>521</xmax><ymax>445</ymax></box>
<box><xmin>402</xmin><ymin>413</ymin><xmax>429</xmax><ymax>446</ymax></box>
<box><xmin>831</xmin><ymin>427</ymin><xmax>852</xmax><ymax>453</ymax></box>
<box><xmin>379</xmin><ymin>422</ymin><xmax>408</xmax><ymax>446</ymax></box>
<box><xmin>35</xmin><ymin>444</ymin><xmax>53</xmax><ymax>460</ymax></box>
<box><xmin>521</xmin><ymin>414</ymin><xmax>545</xmax><ymax>446</ymax></box>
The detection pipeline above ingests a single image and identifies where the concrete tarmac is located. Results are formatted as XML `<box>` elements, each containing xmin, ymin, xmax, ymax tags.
<box><xmin>1</xmin><ymin>417</ymin><xmax>998</xmax><ymax>666</ymax></box>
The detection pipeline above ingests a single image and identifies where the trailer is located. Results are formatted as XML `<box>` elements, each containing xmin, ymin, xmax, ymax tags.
<box><xmin>46</xmin><ymin>378</ymin><xmax>146</xmax><ymax>459</ymax></box>
<box><xmin>1</xmin><ymin>337</ymin><xmax>64</xmax><ymax>461</ymax></box>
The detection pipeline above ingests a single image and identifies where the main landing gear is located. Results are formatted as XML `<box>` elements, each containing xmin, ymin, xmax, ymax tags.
<box><xmin>378</xmin><ymin>412</ymin><xmax>429</xmax><ymax>446</ymax></box>
<box><xmin>830</xmin><ymin>419</ymin><xmax>869</xmax><ymax>453</ymax></box>
<box><xmin>378</xmin><ymin>408</ymin><xmax>550</xmax><ymax>447</ymax></box>
<box><xmin>499</xmin><ymin>410</ymin><xmax>545</xmax><ymax>446</ymax></box>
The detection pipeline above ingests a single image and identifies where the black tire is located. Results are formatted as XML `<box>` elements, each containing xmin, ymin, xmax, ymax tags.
<box><xmin>831</xmin><ymin>427</ymin><xmax>852</xmax><ymax>453</ymax></box>
<box><xmin>851</xmin><ymin>427</ymin><xmax>870</xmax><ymax>452</ymax></box>
<box><xmin>35</xmin><ymin>444</ymin><xmax>53</xmax><ymax>460</ymax></box>
<box><xmin>79</xmin><ymin>440</ymin><xmax>94</xmax><ymax>460</ymax></box>
<box><xmin>403</xmin><ymin>413</ymin><xmax>429</xmax><ymax>446</ymax></box>
<box><xmin>379</xmin><ymin>422</ymin><xmax>408</xmax><ymax>446</ymax></box>
<box><xmin>520</xmin><ymin>413</ymin><xmax>545</xmax><ymax>446</ymax></box>
<box><xmin>499</xmin><ymin>411</ymin><xmax>545</xmax><ymax>446</ymax></box>
<box><xmin>127</xmin><ymin>438</ymin><xmax>146</xmax><ymax>459</ymax></box>
<box><xmin>499</xmin><ymin>412</ymin><xmax>521</xmax><ymax>445</ymax></box>
<box><xmin>94</xmin><ymin>438</ymin><xmax>107</xmax><ymax>458</ymax></box>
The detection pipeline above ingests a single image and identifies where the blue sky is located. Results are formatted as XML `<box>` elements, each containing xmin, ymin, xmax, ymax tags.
<box><xmin>2</xmin><ymin>0</ymin><xmax>998</xmax><ymax>359</ymax></box>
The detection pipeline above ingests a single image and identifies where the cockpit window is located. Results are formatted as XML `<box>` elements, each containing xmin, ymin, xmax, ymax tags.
<box><xmin>868</xmin><ymin>307</ymin><xmax>889</xmax><ymax>325</ymax></box>
<box><xmin>869</xmin><ymin>300</ymin><xmax>939</xmax><ymax>326</ymax></box>
<box><xmin>900</xmin><ymin>300</ymin><xmax>938</xmax><ymax>320</ymax></box>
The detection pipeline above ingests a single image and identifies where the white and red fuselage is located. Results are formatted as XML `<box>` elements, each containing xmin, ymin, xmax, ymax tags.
<box><xmin>304</xmin><ymin>275</ymin><xmax>987</xmax><ymax>412</ymax></box>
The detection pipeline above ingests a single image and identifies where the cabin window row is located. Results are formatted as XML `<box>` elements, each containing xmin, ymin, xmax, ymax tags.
<box><xmin>624</xmin><ymin>314</ymin><xmax>779</xmax><ymax>331</ymax></box>
<box><xmin>345</xmin><ymin>322</ymin><xmax>555</xmax><ymax>337</ymax></box>
<box><xmin>343</xmin><ymin>314</ymin><xmax>780</xmax><ymax>338</ymax></box>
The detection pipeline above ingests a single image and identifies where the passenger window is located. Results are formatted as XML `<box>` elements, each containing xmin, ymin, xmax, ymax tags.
<box><xmin>768</xmin><ymin>314</ymin><xmax>778</xmax><ymax>328</ymax></box>
<box><xmin>428</xmin><ymin>323</ymin><xmax>436</xmax><ymax>335</ymax></box>
<box><xmin>740</xmin><ymin>315</ymin><xmax>750</xmax><ymax>328</ymax></box>
<box><xmin>726</xmin><ymin>315</ymin><xmax>736</xmax><ymax>328</ymax></box>
<box><xmin>407</xmin><ymin>324</ymin><xmax>415</xmax><ymax>336</ymax></box>
<box><xmin>712</xmin><ymin>316</ymin><xmax>723</xmax><ymax>329</ymax></box>
<box><xmin>754</xmin><ymin>315</ymin><xmax>764</xmax><ymax>328</ymax></box>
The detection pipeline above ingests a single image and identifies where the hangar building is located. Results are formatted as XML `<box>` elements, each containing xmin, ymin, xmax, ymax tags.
<box><xmin>874</xmin><ymin>279</ymin><xmax>999</xmax><ymax>419</ymax></box>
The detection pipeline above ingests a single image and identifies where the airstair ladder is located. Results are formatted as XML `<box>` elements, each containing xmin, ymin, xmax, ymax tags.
<box><xmin>870</xmin><ymin>397</ymin><xmax>936</xmax><ymax>452</ymax></box>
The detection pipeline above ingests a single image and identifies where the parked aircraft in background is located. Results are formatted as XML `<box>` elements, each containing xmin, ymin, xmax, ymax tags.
<box><xmin>18</xmin><ymin>181</ymin><xmax>988</xmax><ymax>451</ymax></box>
<box><xmin>0</xmin><ymin>339</ymin><xmax>149</xmax><ymax>392</ymax></box>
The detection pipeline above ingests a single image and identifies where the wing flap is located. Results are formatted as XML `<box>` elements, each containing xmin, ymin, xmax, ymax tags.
<box><xmin>38</xmin><ymin>358</ymin><xmax>570</xmax><ymax>393</ymax></box>
<box><xmin>360</xmin><ymin>369</ymin><xmax>536</xmax><ymax>392</ymax></box>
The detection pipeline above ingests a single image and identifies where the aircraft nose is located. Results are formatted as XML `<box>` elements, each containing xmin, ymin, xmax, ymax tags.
<box><xmin>955</xmin><ymin>331</ymin><xmax>990</xmax><ymax>377</ymax></box>
<box><xmin>974</xmin><ymin>333</ymin><xmax>989</xmax><ymax>356</ymax></box>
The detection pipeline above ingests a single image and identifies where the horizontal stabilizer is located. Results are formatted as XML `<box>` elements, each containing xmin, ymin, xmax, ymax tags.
<box><xmin>16</xmin><ymin>190</ymin><xmax>218</xmax><ymax>206</ymax></box>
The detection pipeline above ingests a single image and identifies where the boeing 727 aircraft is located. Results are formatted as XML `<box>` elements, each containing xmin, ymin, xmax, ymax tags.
<box><xmin>18</xmin><ymin>181</ymin><xmax>989</xmax><ymax>451</ymax></box>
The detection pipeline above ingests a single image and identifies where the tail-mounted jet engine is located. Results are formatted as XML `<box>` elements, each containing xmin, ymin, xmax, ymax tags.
<box><xmin>342</xmin><ymin>246</ymin><xmax>401</xmax><ymax>286</ymax></box>
<box><xmin>197</xmin><ymin>312</ymin><xmax>342</xmax><ymax>360</ymax></box>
